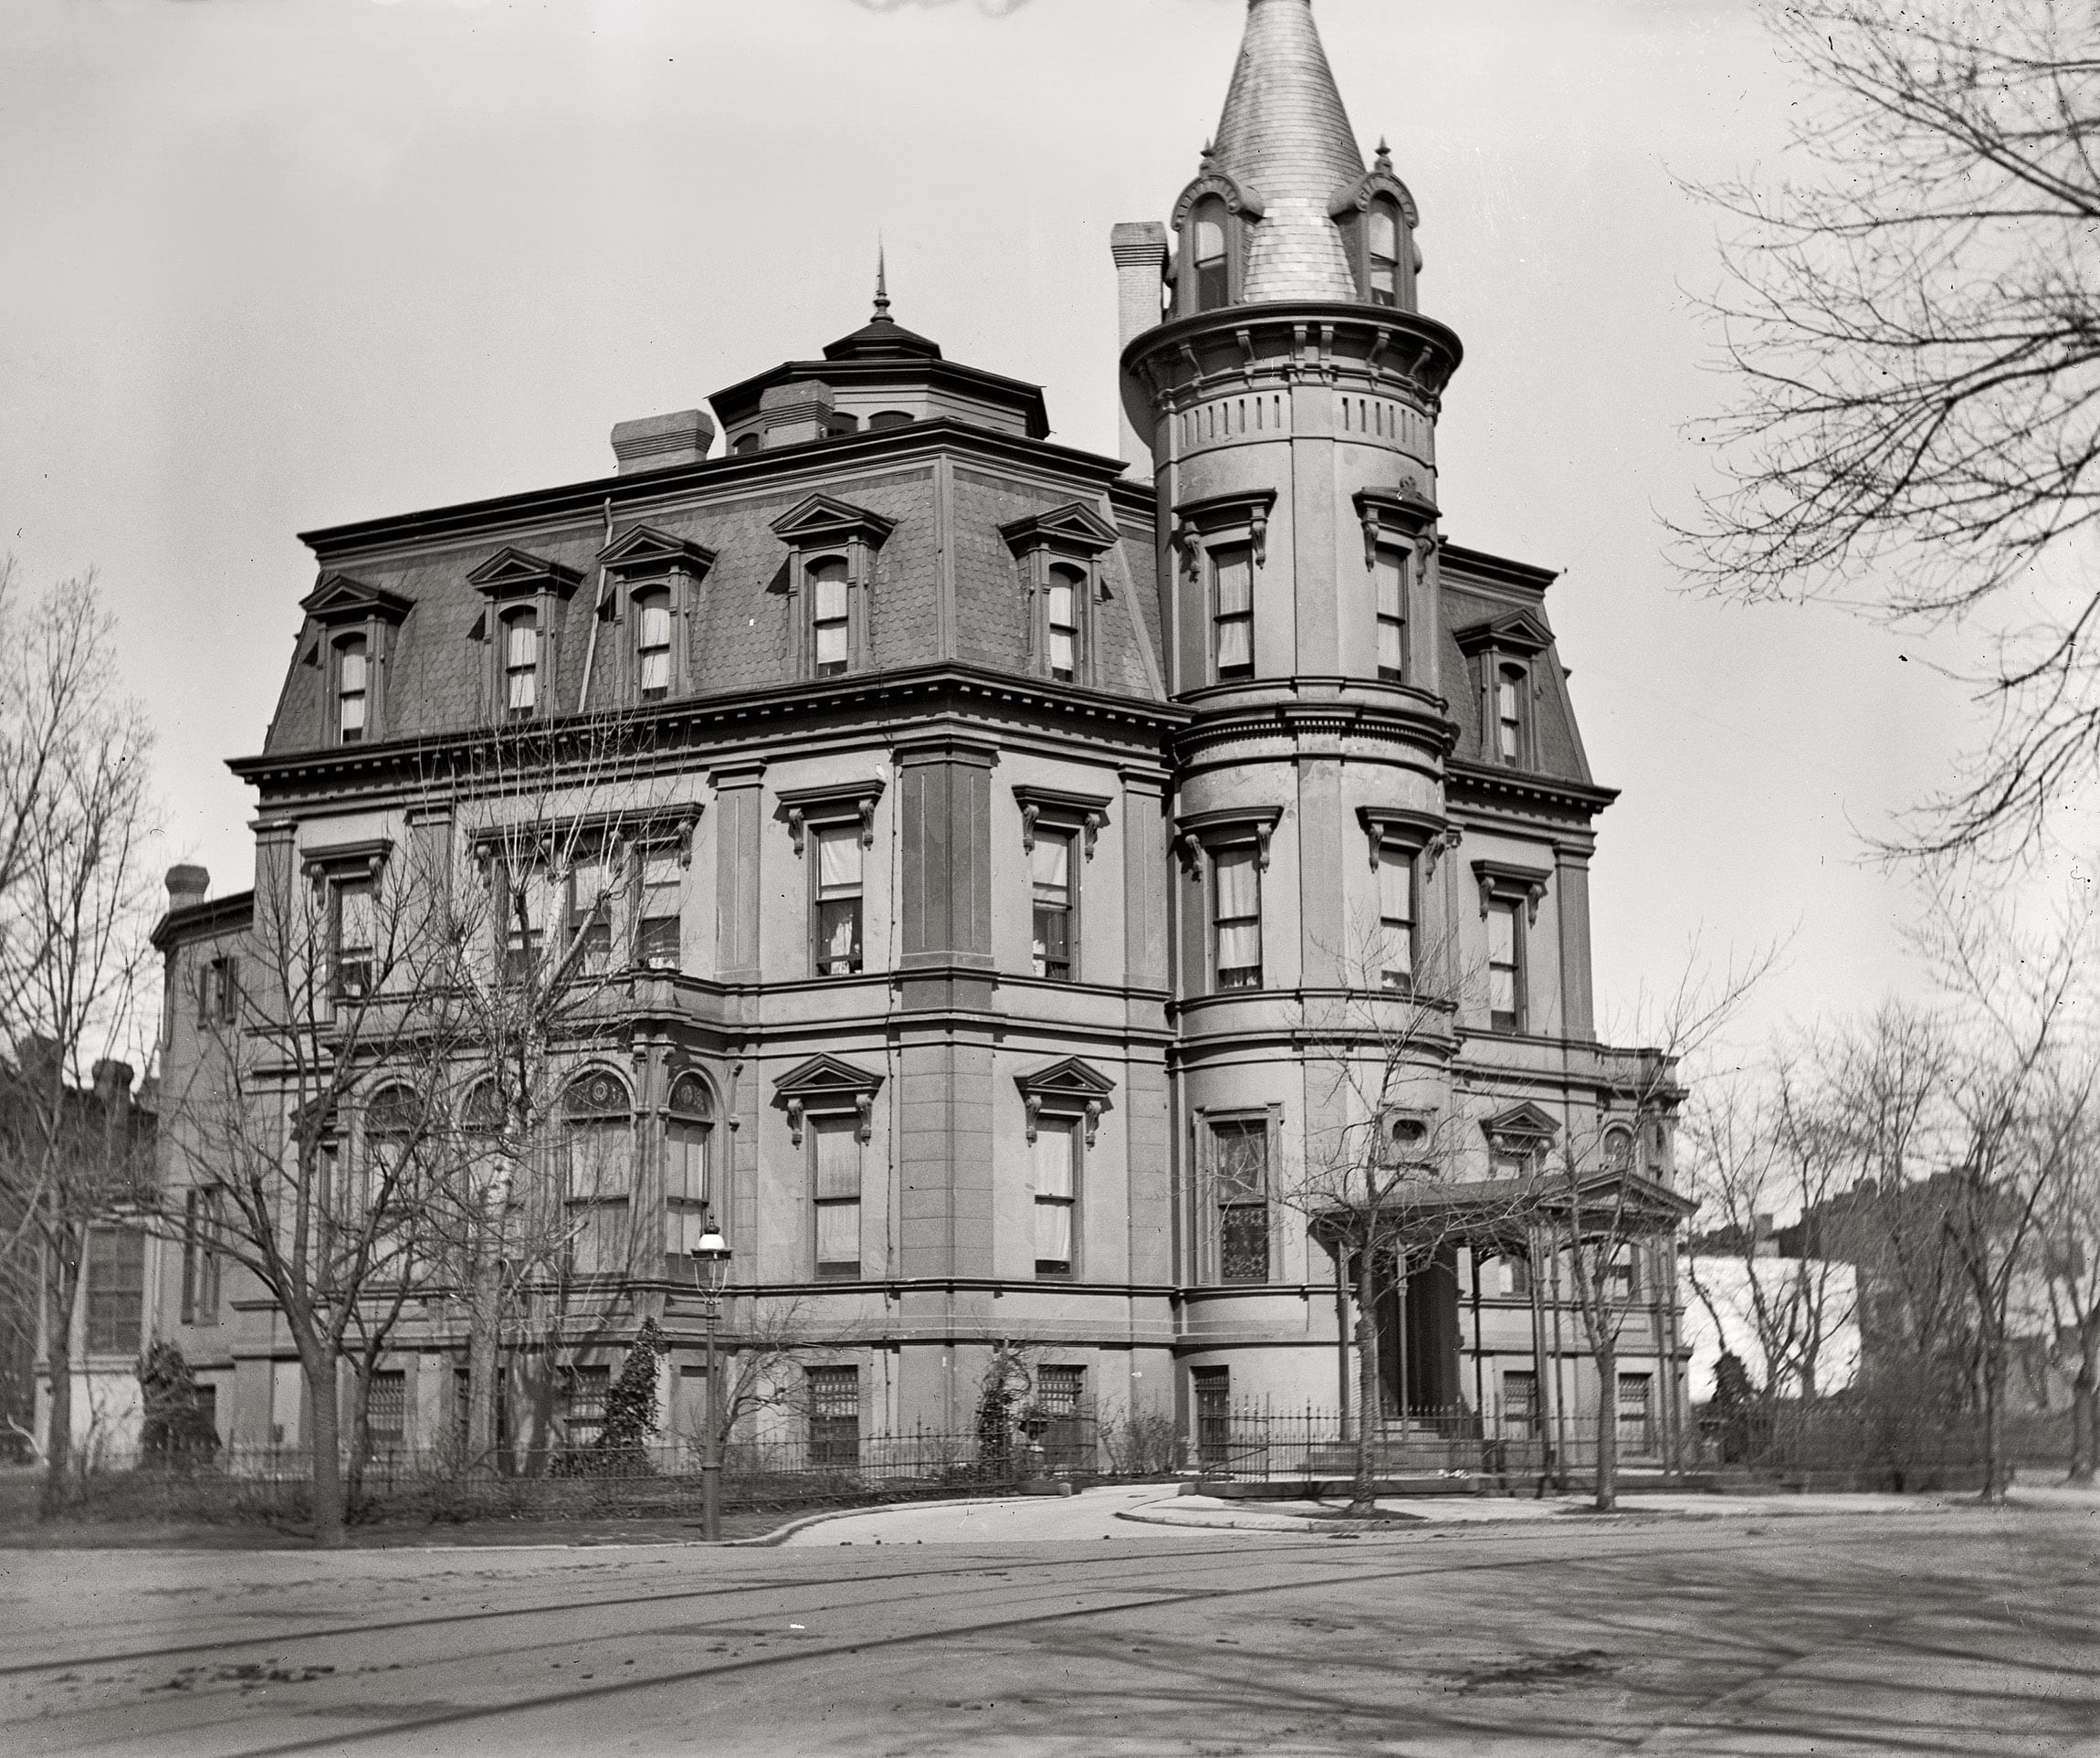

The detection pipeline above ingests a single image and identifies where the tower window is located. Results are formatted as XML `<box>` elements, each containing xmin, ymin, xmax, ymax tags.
<box><xmin>1496</xmin><ymin>664</ymin><xmax>1527</xmax><ymax>763</ymax></box>
<box><xmin>1213</xmin><ymin>845</ymin><xmax>1262</xmax><ymax>991</ymax></box>
<box><xmin>1376</xmin><ymin>842</ymin><xmax>1413</xmax><ymax>991</ymax></box>
<box><xmin>1212</xmin><ymin>545</ymin><xmax>1254</xmax><ymax>681</ymax></box>
<box><xmin>502</xmin><ymin>609</ymin><xmax>539</xmax><ymax>720</ymax></box>
<box><xmin>1369</xmin><ymin>200</ymin><xmax>1402</xmax><ymax>307</ymax></box>
<box><xmin>1193</xmin><ymin>203</ymin><xmax>1230</xmax><ymax>311</ymax></box>
<box><xmin>634</xmin><ymin>589</ymin><xmax>672</xmax><ymax>700</ymax></box>
<box><xmin>1046</xmin><ymin>565</ymin><xmax>1082</xmax><ymax>683</ymax></box>
<box><xmin>1487</xmin><ymin>899</ymin><xmax>1524</xmax><ymax>1033</ymax></box>
<box><xmin>1031</xmin><ymin>828</ymin><xmax>1075</xmax><ymax>982</ymax></box>
<box><xmin>1373</xmin><ymin>547</ymin><xmax>1407</xmax><ymax>681</ymax></box>
<box><xmin>811</xmin><ymin>559</ymin><xmax>850</xmax><ymax>678</ymax></box>
<box><xmin>335</xmin><ymin>637</ymin><xmax>368</xmax><ymax>744</ymax></box>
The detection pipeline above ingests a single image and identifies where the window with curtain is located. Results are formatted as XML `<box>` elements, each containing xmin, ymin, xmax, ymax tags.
<box><xmin>1373</xmin><ymin>547</ymin><xmax>1406</xmax><ymax>680</ymax></box>
<box><xmin>634</xmin><ymin>588</ymin><xmax>672</xmax><ymax>700</ymax></box>
<box><xmin>333</xmin><ymin>878</ymin><xmax>377</xmax><ymax>998</ymax></box>
<box><xmin>1212</xmin><ymin>546</ymin><xmax>1254</xmax><ymax>680</ymax></box>
<box><xmin>1369</xmin><ymin>200</ymin><xmax>1402</xmax><ymax>306</ymax></box>
<box><xmin>1033</xmin><ymin>1118</ymin><xmax>1077</xmax><ymax>1279</ymax></box>
<box><xmin>814</xmin><ymin>826</ymin><xmax>863</xmax><ymax>976</ymax></box>
<box><xmin>811</xmin><ymin>559</ymin><xmax>850</xmax><ymax>677</ymax></box>
<box><xmin>1376</xmin><ymin>843</ymin><xmax>1413</xmax><ymax>991</ymax></box>
<box><xmin>85</xmin><ymin>1227</ymin><xmax>144</xmax><ymax>1354</ymax></box>
<box><xmin>566</xmin><ymin>855</ymin><xmax>611</xmax><ymax>976</ymax></box>
<box><xmin>635</xmin><ymin>850</ymin><xmax>682</xmax><ymax>970</ymax></box>
<box><xmin>1193</xmin><ymin>200</ymin><xmax>1229</xmax><ymax>311</ymax></box>
<box><xmin>1496</xmin><ymin>664</ymin><xmax>1526</xmax><ymax>763</ymax></box>
<box><xmin>502</xmin><ymin>608</ymin><xmax>539</xmax><ymax>720</ymax></box>
<box><xmin>1213</xmin><ymin>1121</ymin><xmax>1269</xmax><ymax>1284</ymax></box>
<box><xmin>812</xmin><ymin>1116</ymin><xmax>861</xmax><ymax>1278</ymax></box>
<box><xmin>336</xmin><ymin>636</ymin><xmax>368</xmax><ymax>743</ymax></box>
<box><xmin>1213</xmin><ymin>846</ymin><xmax>1262</xmax><ymax>991</ymax></box>
<box><xmin>1487</xmin><ymin>900</ymin><xmax>1522</xmax><ymax>1032</ymax></box>
<box><xmin>1031</xmin><ymin>830</ymin><xmax>1074</xmax><ymax>982</ymax></box>
<box><xmin>563</xmin><ymin>1072</ymin><xmax>633</xmax><ymax>1278</ymax></box>
<box><xmin>1046</xmin><ymin>564</ymin><xmax>1081</xmax><ymax>682</ymax></box>
<box><xmin>665</xmin><ymin>1073</ymin><xmax>712</xmax><ymax>1259</ymax></box>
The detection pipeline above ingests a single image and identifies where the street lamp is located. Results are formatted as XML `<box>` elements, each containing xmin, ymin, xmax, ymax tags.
<box><xmin>689</xmin><ymin>1226</ymin><xmax>732</xmax><ymax>1542</ymax></box>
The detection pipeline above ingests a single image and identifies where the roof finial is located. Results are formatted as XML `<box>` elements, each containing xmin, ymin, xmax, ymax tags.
<box><xmin>1375</xmin><ymin>137</ymin><xmax>1393</xmax><ymax>173</ymax></box>
<box><xmin>873</xmin><ymin>242</ymin><xmax>891</xmax><ymax>321</ymax></box>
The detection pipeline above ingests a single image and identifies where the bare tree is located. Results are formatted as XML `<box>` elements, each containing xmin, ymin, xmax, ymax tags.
<box><xmin>1681</xmin><ymin>0</ymin><xmax>2100</xmax><ymax>858</ymax></box>
<box><xmin>2040</xmin><ymin>1103</ymin><xmax>2100</xmax><ymax>1481</ymax></box>
<box><xmin>0</xmin><ymin>563</ymin><xmax>157</xmax><ymax>1515</ymax></box>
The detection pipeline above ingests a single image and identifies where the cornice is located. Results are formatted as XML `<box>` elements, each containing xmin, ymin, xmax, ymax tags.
<box><xmin>1446</xmin><ymin>759</ymin><xmax>1617</xmax><ymax>820</ymax></box>
<box><xmin>1171</xmin><ymin>686</ymin><xmax>1456</xmax><ymax>761</ymax></box>
<box><xmin>150</xmin><ymin>890</ymin><xmax>256</xmax><ymax>952</ymax></box>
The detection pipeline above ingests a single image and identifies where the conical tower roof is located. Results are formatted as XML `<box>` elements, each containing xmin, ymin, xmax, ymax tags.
<box><xmin>1211</xmin><ymin>0</ymin><xmax>1364</xmax><ymax>303</ymax></box>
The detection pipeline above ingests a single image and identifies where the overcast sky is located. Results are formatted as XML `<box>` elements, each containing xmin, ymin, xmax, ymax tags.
<box><xmin>0</xmin><ymin>0</ymin><xmax>2059</xmax><ymax>1056</ymax></box>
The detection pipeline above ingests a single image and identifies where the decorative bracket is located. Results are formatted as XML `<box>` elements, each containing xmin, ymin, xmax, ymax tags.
<box><xmin>1472</xmin><ymin>858</ymin><xmax>1550</xmax><ymax>925</ymax></box>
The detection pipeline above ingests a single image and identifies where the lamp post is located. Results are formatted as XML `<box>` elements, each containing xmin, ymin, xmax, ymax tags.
<box><xmin>689</xmin><ymin>1228</ymin><xmax>732</xmax><ymax>1542</ymax></box>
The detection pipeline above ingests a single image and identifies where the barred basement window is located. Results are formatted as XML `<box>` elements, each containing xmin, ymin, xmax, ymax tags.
<box><xmin>1502</xmin><ymin>1370</ymin><xmax>1538</xmax><ymax>1439</ymax></box>
<box><xmin>806</xmin><ymin>1365</ymin><xmax>860</xmax><ymax>1467</ymax></box>
<box><xmin>1213</xmin><ymin>1120</ymin><xmax>1269</xmax><ymax>1284</ymax></box>
<box><xmin>561</xmin><ymin>1365</ymin><xmax>611</xmax><ymax>1448</ymax></box>
<box><xmin>367</xmin><ymin>1370</ymin><xmax>406</xmax><ymax>1446</ymax></box>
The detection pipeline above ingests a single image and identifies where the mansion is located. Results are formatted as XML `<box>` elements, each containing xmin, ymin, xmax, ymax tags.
<box><xmin>144</xmin><ymin>0</ymin><xmax>1689</xmax><ymax>1470</ymax></box>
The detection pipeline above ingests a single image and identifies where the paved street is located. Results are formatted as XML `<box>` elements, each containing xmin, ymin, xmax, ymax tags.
<box><xmin>1</xmin><ymin>1489</ymin><xmax>2095</xmax><ymax>1756</ymax></box>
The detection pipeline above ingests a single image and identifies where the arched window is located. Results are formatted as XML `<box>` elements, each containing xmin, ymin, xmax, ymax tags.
<box><xmin>335</xmin><ymin>636</ymin><xmax>369</xmax><ymax>744</ymax></box>
<box><xmin>868</xmin><ymin>410</ymin><xmax>914</xmax><ymax>432</ymax></box>
<box><xmin>563</xmin><ymin>1070</ymin><xmax>633</xmax><ymax>1278</ymax></box>
<box><xmin>1602</xmin><ymin>1124</ymin><xmax>1635</xmax><ymax>1174</ymax></box>
<box><xmin>732</xmin><ymin>431</ymin><xmax>763</xmax><ymax>456</ymax></box>
<box><xmin>810</xmin><ymin>558</ymin><xmax>851</xmax><ymax>678</ymax></box>
<box><xmin>1368</xmin><ymin>200</ymin><xmax>1402</xmax><ymax>307</ymax></box>
<box><xmin>826</xmin><ymin>411</ymin><xmax>861</xmax><ymax>437</ymax></box>
<box><xmin>633</xmin><ymin>587</ymin><xmax>672</xmax><ymax>700</ymax></box>
<box><xmin>501</xmin><ymin>607</ymin><xmax>539</xmax><ymax>721</ymax></box>
<box><xmin>665</xmin><ymin>1073</ymin><xmax>713</xmax><ymax>1258</ymax></box>
<box><xmin>1193</xmin><ymin>199</ymin><xmax>1230</xmax><ymax>311</ymax></box>
<box><xmin>1045</xmin><ymin>564</ymin><xmax>1083</xmax><ymax>683</ymax></box>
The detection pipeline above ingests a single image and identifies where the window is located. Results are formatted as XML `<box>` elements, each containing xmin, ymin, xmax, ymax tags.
<box><xmin>1213</xmin><ymin>846</ymin><xmax>1262</xmax><ymax>991</ymax></box>
<box><xmin>180</xmin><ymin>1189</ymin><xmax>222</xmax><ymax>1326</ymax></box>
<box><xmin>198</xmin><ymin>955</ymin><xmax>239</xmax><ymax>1026</ymax></box>
<box><xmin>566</xmin><ymin>857</ymin><xmax>611</xmax><ymax>977</ymax></box>
<box><xmin>1192</xmin><ymin>1364</ymin><xmax>1232</xmax><ymax>1468</ymax></box>
<box><xmin>1031</xmin><ymin>830</ymin><xmax>1075</xmax><ymax>982</ymax></box>
<box><xmin>1617</xmin><ymin>1373</ymin><xmax>1654</xmax><ymax>1454</ymax></box>
<box><xmin>1193</xmin><ymin>200</ymin><xmax>1230</xmax><ymax>311</ymax></box>
<box><xmin>635</xmin><ymin>588</ymin><xmax>672</xmax><ymax>700</ymax></box>
<box><xmin>812</xmin><ymin>1116</ymin><xmax>861</xmax><ymax>1279</ymax></box>
<box><xmin>665</xmin><ymin>1073</ymin><xmax>713</xmax><ymax>1259</ymax></box>
<box><xmin>563</xmin><ymin>1072</ymin><xmax>633</xmax><ymax>1278</ymax></box>
<box><xmin>1602</xmin><ymin>1125</ymin><xmax>1635</xmax><ymax>1174</ymax></box>
<box><xmin>811</xmin><ymin>559</ymin><xmax>850</xmax><ymax>678</ymax></box>
<box><xmin>1485</xmin><ymin>1253</ymin><xmax>1532</xmax><ymax>1299</ymax></box>
<box><xmin>1603</xmin><ymin>1246</ymin><xmax>1641</xmax><ymax>1300</ymax></box>
<box><xmin>1373</xmin><ymin>547</ymin><xmax>1407</xmax><ymax>680</ymax></box>
<box><xmin>367</xmin><ymin>1370</ymin><xmax>406</xmax><ymax>1447</ymax></box>
<box><xmin>1368</xmin><ymin>200</ymin><xmax>1402</xmax><ymax>307</ymax></box>
<box><xmin>1045</xmin><ymin>565</ymin><xmax>1082</xmax><ymax>683</ymax></box>
<box><xmin>868</xmin><ymin>409</ymin><xmax>914</xmax><ymax>432</ymax></box>
<box><xmin>502</xmin><ymin>608</ymin><xmax>539</xmax><ymax>720</ymax></box>
<box><xmin>1212</xmin><ymin>545</ymin><xmax>1254</xmax><ymax>681</ymax></box>
<box><xmin>498</xmin><ymin>866</ymin><xmax>548</xmax><ymax>988</ymax></box>
<box><xmin>1487</xmin><ymin>900</ymin><xmax>1523</xmax><ymax>1033</ymax></box>
<box><xmin>814</xmin><ymin>826</ymin><xmax>863</xmax><ymax>977</ymax></box>
<box><xmin>1029</xmin><ymin>1364</ymin><xmax>1089</xmax><ymax>1469</ymax></box>
<box><xmin>1502</xmin><ymin>1369</ymin><xmax>1538</xmax><ymax>1439</ymax></box>
<box><xmin>1213</xmin><ymin>1120</ymin><xmax>1269</xmax><ymax>1283</ymax></box>
<box><xmin>733</xmin><ymin>431</ymin><xmax>763</xmax><ymax>456</ymax></box>
<box><xmin>1033</xmin><ymin>1118</ymin><xmax>1077</xmax><ymax>1279</ymax></box>
<box><xmin>561</xmin><ymin>1364</ymin><xmax>611</xmax><ymax>1449</ymax></box>
<box><xmin>336</xmin><ymin>637</ymin><xmax>368</xmax><ymax>743</ymax></box>
<box><xmin>635</xmin><ymin>850</ymin><xmax>682</xmax><ymax>970</ymax></box>
<box><xmin>333</xmin><ymin>878</ymin><xmax>377</xmax><ymax>998</ymax></box>
<box><xmin>1496</xmin><ymin>664</ymin><xmax>1526</xmax><ymax>763</ymax></box>
<box><xmin>826</xmin><ymin>410</ymin><xmax>861</xmax><ymax>437</ymax></box>
<box><xmin>85</xmin><ymin>1227</ymin><xmax>144</xmax><ymax>1355</ymax></box>
<box><xmin>806</xmin><ymin>1365</ymin><xmax>859</xmax><ymax>1467</ymax></box>
<box><xmin>1376</xmin><ymin>843</ymin><xmax>1413</xmax><ymax>991</ymax></box>
<box><xmin>361</xmin><ymin>1085</ymin><xmax>421</xmax><ymax>1240</ymax></box>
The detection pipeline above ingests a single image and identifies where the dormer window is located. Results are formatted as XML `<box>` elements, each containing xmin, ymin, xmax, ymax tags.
<box><xmin>733</xmin><ymin>433</ymin><xmax>762</xmax><ymax>456</ymax></box>
<box><xmin>811</xmin><ymin>559</ymin><xmax>850</xmax><ymax>678</ymax></box>
<box><xmin>1496</xmin><ymin>664</ymin><xmax>1527</xmax><ymax>763</ymax></box>
<box><xmin>868</xmin><ymin>410</ymin><xmax>914</xmax><ymax>431</ymax></box>
<box><xmin>335</xmin><ymin>637</ymin><xmax>368</xmax><ymax>744</ymax></box>
<box><xmin>1369</xmin><ymin>200</ymin><xmax>1402</xmax><ymax>307</ymax></box>
<box><xmin>1193</xmin><ymin>200</ymin><xmax>1230</xmax><ymax>311</ymax></box>
<box><xmin>634</xmin><ymin>589</ymin><xmax>672</xmax><ymax>700</ymax></box>
<box><xmin>503</xmin><ymin>609</ymin><xmax>539</xmax><ymax>720</ymax></box>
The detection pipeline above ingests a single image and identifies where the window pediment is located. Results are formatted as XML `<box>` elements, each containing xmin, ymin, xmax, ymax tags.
<box><xmin>778</xmin><ymin>778</ymin><xmax>884</xmax><ymax>854</ymax></box>
<box><xmin>1483</xmin><ymin>1101</ymin><xmax>1559</xmax><ymax>1152</ymax></box>
<box><xmin>1173</xmin><ymin>490</ymin><xmax>1277</xmax><ymax>570</ymax></box>
<box><xmin>770</xmin><ymin>493</ymin><xmax>897</xmax><ymax>552</ymax></box>
<box><xmin>1354</xmin><ymin>488</ymin><xmax>1438</xmax><ymax>570</ymax></box>
<box><xmin>467</xmin><ymin>546</ymin><xmax>584</xmax><ymax>604</ymax></box>
<box><xmin>301</xmin><ymin>837</ymin><xmax>391</xmax><ymax>881</ymax></box>
<box><xmin>1356</xmin><ymin>807</ymin><xmax>1459</xmax><ymax>873</ymax></box>
<box><xmin>1454</xmin><ymin>608</ymin><xmax>1554</xmax><ymax>658</ymax></box>
<box><xmin>1329</xmin><ymin>166</ymin><xmax>1421</xmax><ymax>230</ymax></box>
<box><xmin>1000</xmin><ymin>503</ymin><xmax>1119</xmax><ymax>559</ymax></box>
<box><xmin>1014</xmin><ymin>1056</ymin><xmax>1116</xmax><ymax>1146</ymax></box>
<box><xmin>1176</xmin><ymin>804</ymin><xmax>1281</xmax><ymax>876</ymax></box>
<box><xmin>773</xmin><ymin>1054</ymin><xmax>883</xmax><ymax>1144</ymax></box>
<box><xmin>1170</xmin><ymin>167</ymin><xmax>1266</xmax><ymax>229</ymax></box>
<box><xmin>597</xmin><ymin>525</ymin><xmax>719</xmax><ymax>583</ymax></box>
<box><xmin>301</xmin><ymin>572</ymin><xmax>414</xmax><ymax>628</ymax></box>
<box><xmin>1014</xmin><ymin>785</ymin><xmax>1110</xmax><ymax>859</ymax></box>
<box><xmin>1473</xmin><ymin>858</ymin><xmax>1551</xmax><ymax>923</ymax></box>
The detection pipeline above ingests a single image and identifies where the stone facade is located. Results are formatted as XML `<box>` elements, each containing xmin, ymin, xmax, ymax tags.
<box><xmin>149</xmin><ymin>0</ymin><xmax>1689</xmax><ymax>1466</ymax></box>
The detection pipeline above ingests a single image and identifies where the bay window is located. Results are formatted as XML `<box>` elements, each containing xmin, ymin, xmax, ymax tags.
<box><xmin>1212</xmin><ymin>545</ymin><xmax>1254</xmax><ymax>681</ymax></box>
<box><xmin>1213</xmin><ymin>845</ymin><xmax>1262</xmax><ymax>990</ymax></box>
<box><xmin>1212</xmin><ymin>1119</ymin><xmax>1270</xmax><ymax>1284</ymax></box>
<box><xmin>1376</xmin><ymin>842</ymin><xmax>1414</xmax><ymax>991</ymax></box>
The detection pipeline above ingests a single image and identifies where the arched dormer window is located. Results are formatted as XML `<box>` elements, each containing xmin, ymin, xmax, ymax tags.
<box><xmin>334</xmin><ymin>636</ymin><xmax>368</xmax><ymax>744</ymax></box>
<box><xmin>501</xmin><ymin>606</ymin><xmax>539</xmax><ymax>721</ymax></box>
<box><xmin>1368</xmin><ymin>199</ymin><xmax>1402</xmax><ymax>308</ymax></box>
<box><xmin>868</xmin><ymin>410</ymin><xmax>914</xmax><ymax>431</ymax></box>
<box><xmin>633</xmin><ymin>587</ymin><xmax>672</xmax><ymax>700</ymax></box>
<box><xmin>733</xmin><ymin>432</ymin><xmax>763</xmax><ymax>456</ymax></box>
<box><xmin>1193</xmin><ymin>198</ymin><xmax>1231</xmax><ymax>312</ymax></box>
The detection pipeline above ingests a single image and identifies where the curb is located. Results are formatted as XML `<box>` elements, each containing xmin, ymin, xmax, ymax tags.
<box><xmin>737</xmin><ymin>1489</ymin><xmax>1121</xmax><ymax>1548</ymax></box>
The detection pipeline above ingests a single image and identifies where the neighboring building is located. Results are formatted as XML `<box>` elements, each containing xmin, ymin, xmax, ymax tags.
<box><xmin>150</xmin><ymin>0</ymin><xmax>1691</xmax><ymax>1467</ymax></box>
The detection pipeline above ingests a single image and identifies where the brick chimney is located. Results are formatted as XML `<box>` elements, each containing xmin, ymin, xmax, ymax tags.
<box><xmin>165</xmin><ymin>864</ymin><xmax>208</xmax><ymax>907</ymax></box>
<box><xmin>611</xmin><ymin>409</ymin><xmax>717</xmax><ymax>475</ymax></box>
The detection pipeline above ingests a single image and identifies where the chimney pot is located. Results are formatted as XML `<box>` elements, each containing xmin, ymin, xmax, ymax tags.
<box><xmin>165</xmin><ymin>865</ymin><xmax>209</xmax><ymax>905</ymax></box>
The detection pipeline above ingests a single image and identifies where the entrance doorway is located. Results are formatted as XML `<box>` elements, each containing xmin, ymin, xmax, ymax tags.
<box><xmin>1372</xmin><ymin>1246</ymin><xmax>1461</xmax><ymax>1419</ymax></box>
